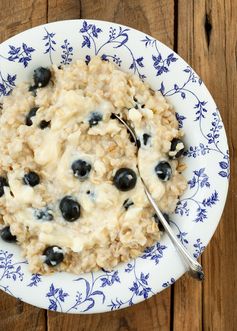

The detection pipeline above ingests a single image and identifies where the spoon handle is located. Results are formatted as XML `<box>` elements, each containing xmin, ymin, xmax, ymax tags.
<box><xmin>144</xmin><ymin>186</ymin><xmax>204</xmax><ymax>281</ymax></box>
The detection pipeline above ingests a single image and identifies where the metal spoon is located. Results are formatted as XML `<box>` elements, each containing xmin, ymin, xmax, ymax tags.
<box><xmin>113</xmin><ymin>113</ymin><xmax>204</xmax><ymax>281</ymax></box>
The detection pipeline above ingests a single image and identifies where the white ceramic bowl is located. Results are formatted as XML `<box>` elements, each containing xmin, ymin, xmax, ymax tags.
<box><xmin>0</xmin><ymin>20</ymin><xmax>229</xmax><ymax>313</ymax></box>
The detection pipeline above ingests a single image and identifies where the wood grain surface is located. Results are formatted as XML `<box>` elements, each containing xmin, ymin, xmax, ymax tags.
<box><xmin>0</xmin><ymin>1</ymin><xmax>236</xmax><ymax>330</ymax></box>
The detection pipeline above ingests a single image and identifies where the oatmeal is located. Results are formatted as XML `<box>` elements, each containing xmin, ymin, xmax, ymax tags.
<box><xmin>0</xmin><ymin>56</ymin><xmax>186</xmax><ymax>274</ymax></box>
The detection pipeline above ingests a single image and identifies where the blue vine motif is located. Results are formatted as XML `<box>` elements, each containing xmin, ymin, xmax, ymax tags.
<box><xmin>129</xmin><ymin>272</ymin><xmax>151</xmax><ymax>299</ymax></box>
<box><xmin>80</xmin><ymin>21</ymin><xmax>102</xmax><ymax>47</ymax></box>
<box><xmin>69</xmin><ymin>271</ymin><xmax>121</xmax><ymax>312</ymax></box>
<box><xmin>0</xmin><ymin>284</ymin><xmax>15</xmax><ymax>296</ymax></box>
<box><xmin>159</xmin><ymin>68</ymin><xmax>229</xmax><ymax>178</ymax></box>
<box><xmin>60</xmin><ymin>39</ymin><xmax>73</xmax><ymax>65</ymax></box>
<box><xmin>169</xmin><ymin>220</ymin><xmax>189</xmax><ymax>246</ymax></box>
<box><xmin>175</xmin><ymin>168</ymin><xmax>218</xmax><ymax>222</ymax></box>
<box><xmin>68</xmin><ymin>282</ymin><xmax>104</xmax><ymax>312</ymax></box>
<box><xmin>47</xmin><ymin>271</ymin><xmax>121</xmax><ymax>312</ymax></box>
<box><xmin>108</xmin><ymin>260</ymin><xmax>154</xmax><ymax>310</ymax></box>
<box><xmin>6</xmin><ymin>43</ymin><xmax>35</xmax><ymax>67</ymax></box>
<box><xmin>175</xmin><ymin>200</ymin><xmax>189</xmax><ymax>217</ymax></box>
<box><xmin>141</xmin><ymin>36</ymin><xmax>178</xmax><ymax>75</ymax></box>
<box><xmin>101</xmin><ymin>53</ymin><xmax>122</xmax><ymax>66</ymax></box>
<box><xmin>193</xmin><ymin>239</ymin><xmax>205</xmax><ymax>258</ymax></box>
<box><xmin>0</xmin><ymin>250</ymin><xmax>26</xmax><ymax>282</ymax></box>
<box><xmin>0</xmin><ymin>42</ymin><xmax>34</xmax><ymax>96</ymax></box>
<box><xmin>0</xmin><ymin>71</ymin><xmax>16</xmax><ymax>96</ymax></box>
<box><xmin>159</xmin><ymin>66</ymin><xmax>202</xmax><ymax>98</ymax></box>
<box><xmin>27</xmin><ymin>273</ymin><xmax>42</xmax><ymax>287</ymax></box>
<box><xmin>185</xmin><ymin>143</ymin><xmax>210</xmax><ymax>158</ymax></box>
<box><xmin>141</xmin><ymin>242</ymin><xmax>167</xmax><ymax>264</ymax></box>
<box><xmin>79</xmin><ymin>21</ymin><xmax>145</xmax><ymax>80</ymax></box>
<box><xmin>43</xmin><ymin>28</ymin><xmax>56</xmax><ymax>64</ymax></box>
<box><xmin>0</xmin><ymin>250</ymin><xmax>26</xmax><ymax>297</ymax></box>
<box><xmin>100</xmin><ymin>270</ymin><xmax>120</xmax><ymax>287</ymax></box>
<box><xmin>45</xmin><ymin>260</ymin><xmax>157</xmax><ymax>312</ymax></box>
<box><xmin>162</xmin><ymin>277</ymin><xmax>175</xmax><ymax>288</ymax></box>
<box><xmin>85</xmin><ymin>54</ymin><xmax>91</xmax><ymax>65</ymax></box>
<box><xmin>46</xmin><ymin>283</ymin><xmax>69</xmax><ymax>312</ymax></box>
<box><xmin>185</xmin><ymin>111</ymin><xmax>230</xmax><ymax>178</ymax></box>
<box><xmin>175</xmin><ymin>112</ymin><xmax>186</xmax><ymax>129</ymax></box>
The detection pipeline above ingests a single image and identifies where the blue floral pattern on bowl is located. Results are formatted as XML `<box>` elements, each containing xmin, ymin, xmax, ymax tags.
<box><xmin>0</xmin><ymin>20</ymin><xmax>229</xmax><ymax>313</ymax></box>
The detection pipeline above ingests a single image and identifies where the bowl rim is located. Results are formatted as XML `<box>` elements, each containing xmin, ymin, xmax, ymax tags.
<box><xmin>0</xmin><ymin>19</ymin><xmax>230</xmax><ymax>313</ymax></box>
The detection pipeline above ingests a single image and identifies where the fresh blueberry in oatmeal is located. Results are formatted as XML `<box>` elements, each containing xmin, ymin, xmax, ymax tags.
<box><xmin>35</xmin><ymin>208</ymin><xmax>54</xmax><ymax>221</ymax></box>
<box><xmin>88</xmin><ymin>112</ymin><xmax>103</xmax><ymax>127</ymax></box>
<box><xmin>39</xmin><ymin>120</ymin><xmax>50</xmax><ymax>129</ymax></box>
<box><xmin>59</xmin><ymin>196</ymin><xmax>80</xmax><ymax>222</ymax></box>
<box><xmin>123</xmin><ymin>198</ymin><xmax>134</xmax><ymax>210</ymax></box>
<box><xmin>155</xmin><ymin>161</ymin><xmax>172</xmax><ymax>181</ymax></box>
<box><xmin>153</xmin><ymin>213</ymin><xmax>170</xmax><ymax>232</ymax></box>
<box><xmin>142</xmin><ymin>133</ymin><xmax>151</xmax><ymax>146</ymax></box>
<box><xmin>43</xmin><ymin>246</ymin><xmax>64</xmax><ymax>266</ymax></box>
<box><xmin>128</xmin><ymin>130</ymin><xmax>140</xmax><ymax>148</ymax></box>
<box><xmin>26</xmin><ymin>107</ymin><xmax>39</xmax><ymax>126</ymax></box>
<box><xmin>113</xmin><ymin>168</ymin><xmax>137</xmax><ymax>191</ymax></box>
<box><xmin>0</xmin><ymin>226</ymin><xmax>17</xmax><ymax>243</ymax></box>
<box><xmin>169</xmin><ymin>138</ymin><xmax>185</xmax><ymax>159</ymax></box>
<box><xmin>71</xmin><ymin>160</ymin><xmax>91</xmax><ymax>180</ymax></box>
<box><xmin>23</xmin><ymin>171</ymin><xmax>40</xmax><ymax>187</ymax></box>
<box><xmin>0</xmin><ymin>176</ymin><xmax>8</xmax><ymax>197</ymax></box>
<box><xmin>110</xmin><ymin>113</ymin><xmax>117</xmax><ymax>119</ymax></box>
<box><xmin>28</xmin><ymin>85</ymin><xmax>37</xmax><ymax>96</ymax></box>
<box><xmin>33</xmin><ymin>67</ymin><xmax>51</xmax><ymax>88</ymax></box>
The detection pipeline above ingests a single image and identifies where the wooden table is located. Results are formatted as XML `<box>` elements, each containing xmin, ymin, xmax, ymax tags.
<box><xmin>0</xmin><ymin>1</ymin><xmax>236</xmax><ymax>330</ymax></box>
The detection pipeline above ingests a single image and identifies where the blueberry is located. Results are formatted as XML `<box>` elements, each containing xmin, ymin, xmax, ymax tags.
<box><xmin>127</xmin><ymin>129</ymin><xmax>140</xmax><ymax>148</ymax></box>
<box><xmin>110</xmin><ymin>113</ymin><xmax>117</xmax><ymax>119</ymax></box>
<box><xmin>23</xmin><ymin>171</ymin><xmax>40</xmax><ymax>187</ymax></box>
<box><xmin>123</xmin><ymin>199</ymin><xmax>134</xmax><ymax>210</ymax></box>
<box><xmin>26</xmin><ymin>107</ymin><xmax>39</xmax><ymax>126</ymax></box>
<box><xmin>153</xmin><ymin>213</ymin><xmax>170</xmax><ymax>232</ymax></box>
<box><xmin>169</xmin><ymin>138</ymin><xmax>185</xmax><ymax>159</ymax></box>
<box><xmin>43</xmin><ymin>246</ymin><xmax>64</xmax><ymax>266</ymax></box>
<box><xmin>163</xmin><ymin>213</ymin><xmax>170</xmax><ymax>222</ymax></box>
<box><xmin>0</xmin><ymin>226</ymin><xmax>17</xmax><ymax>243</ymax></box>
<box><xmin>142</xmin><ymin>133</ymin><xmax>151</xmax><ymax>146</ymax></box>
<box><xmin>59</xmin><ymin>196</ymin><xmax>80</xmax><ymax>222</ymax></box>
<box><xmin>28</xmin><ymin>85</ymin><xmax>37</xmax><ymax>96</ymax></box>
<box><xmin>71</xmin><ymin>160</ymin><xmax>91</xmax><ymax>181</ymax></box>
<box><xmin>39</xmin><ymin>120</ymin><xmax>50</xmax><ymax>129</ymax></box>
<box><xmin>133</xmin><ymin>97</ymin><xmax>140</xmax><ymax>109</ymax></box>
<box><xmin>113</xmin><ymin>168</ymin><xmax>137</xmax><ymax>191</ymax></box>
<box><xmin>88</xmin><ymin>112</ymin><xmax>103</xmax><ymax>127</ymax></box>
<box><xmin>111</xmin><ymin>114</ymin><xmax>140</xmax><ymax>147</ymax></box>
<box><xmin>0</xmin><ymin>176</ymin><xmax>8</xmax><ymax>197</ymax></box>
<box><xmin>33</xmin><ymin>67</ymin><xmax>51</xmax><ymax>88</ymax></box>
<box><xmin>155</xmin><ymin>161</ymin><xmax>172</xmax><ymax>181</ymax></box>
<box><xmin>35</xmin><ymin>208</ymin><xmax>54</xmax><ymax>221</ymax></box>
